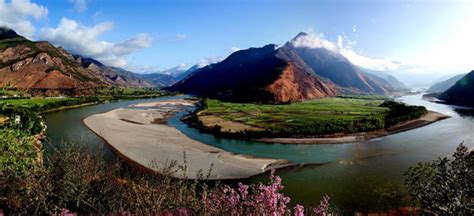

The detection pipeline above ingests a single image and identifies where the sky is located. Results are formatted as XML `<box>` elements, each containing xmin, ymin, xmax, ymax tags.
<box><xmin>1</xmin><ymin>0</ymin><xmax>474</xmax><ymax>86</ymax></box>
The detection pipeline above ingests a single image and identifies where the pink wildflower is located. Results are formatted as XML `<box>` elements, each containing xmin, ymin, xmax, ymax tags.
<box><xmin>293</xmin><ymin>204</ymin><xmax>305</xmax><ymax>216</ymax></box>
<box><xmin>313</xmin><ymin>195</ymin><xmax>330</xmax><ymax>216</ymax></box>
<box><xmin>59</xmin><ymin>208</ymin><xmax>75</xmax><ymax>216</ymax></box>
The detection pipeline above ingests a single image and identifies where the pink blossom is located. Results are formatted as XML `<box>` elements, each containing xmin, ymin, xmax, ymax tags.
<box><xmin>293</xmin><ymin>204</ymin><xmax>304</xmax><ymax>216</ymax></box>
<box><xmin>313</xmin><ymin>195</ymin><xmax>330</xmax><ymax>216</ymax></box>
<box><xmin>201</xmin><ymin>169</ymin><xmax>330</xmax><ymax>215</ymax></box>
<box><xmin>59</xmin><ymin>208</ymin><xmax>75</xmax><ymax>216</ymax></box>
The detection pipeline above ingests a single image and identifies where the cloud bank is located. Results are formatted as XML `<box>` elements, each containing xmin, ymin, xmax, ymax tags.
<box><xmin>0</xmin><ymin>0</ymin><xmax>48</xmax><ymax>38</ymax></box>
<box><xmin>291</xmin><ymin>32</ymin><xmax>400</xmax><ymax>71</ymax></box>
<box><xmin>197</xmin><ymin>56</ymin><xmax>223</xmax><ymax>68</ymax></box>
<box><xmin>40</xmin><ymin>18</ymin><xmax>152</xmax><ymax>67</ymax></box>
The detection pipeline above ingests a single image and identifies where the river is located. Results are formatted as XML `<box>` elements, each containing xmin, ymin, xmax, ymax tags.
<box><xmin>44</xmin><ymin>94</ymin><xmax>474</xmax><ymax>211</ymax></box>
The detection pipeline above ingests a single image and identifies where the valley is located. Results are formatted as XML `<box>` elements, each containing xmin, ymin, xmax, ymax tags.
<box><xmin>1</xmin><ymin>2</ymin><xmax>473</xmax><ymax>213</ymax></box>
<box><xmin>34</xmin><ymin>93</ymin><xmax>473</xmax><ymax>212</ymax></box>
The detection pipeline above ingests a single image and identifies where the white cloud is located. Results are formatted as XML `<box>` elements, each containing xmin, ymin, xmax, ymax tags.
<box><xmin>337</xmin><ymin>35</ymin><xmax>399</xmax><ymax>71</ymax></box>
<box><xmin>40</xmin><ymin>18</ymin><xmax>152</xmax><ymax>67</ymax></box>
<box><xmin>197</xmin><ymin>56</ymin><xmax>223</xmax><ymax>68</ymax></box>
<box><xmin>0</xmin><ymin>0</ymin><xmax>48</xmax><ymax>38</ymax></box>
<box><xmin>352</xmin><ymin>25</ymin><xmax>357</xmax><ymax>33</ymax></box>
<box><xmin>291</xmin><ymin>32</ymin><xmax>400</xmax><ymax>71</ymax></box>
<box><xmin>291</xmin><ymin>32</ymin><xmax>338</xmax><ymax>52</ymax></box>
<box><xmin>230</xmin><ymin>46</ymin><xmax>241</xmax><ymax>52</ymax></box>
<box><xmin>69</xmin><ymin>0</ymin><xmax>88</xmax><ymax>12</ymax></box>
<box><xmin>112</xmin><ymin>33</ymin><xmax>152</xmax><ymax>56</ymax></box>
<box><xmin>175</xmin><ymin>33</ymin><xmax>186</xmax><ymax>41</ymax></box>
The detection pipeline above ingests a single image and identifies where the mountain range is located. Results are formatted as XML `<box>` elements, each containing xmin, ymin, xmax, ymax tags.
<box><xmin>0</xmin><ymin>28</ymin><xmax>407</xmax><ymax>100</ymax></box>
<box><xmin>0</xmin><ymin>27</ymin><xmax>151</xmax><ymax>96</ymax></box>
<box><xmin>428</xmin><ymin>73</ymin><xmax>467</xmax><ymax>93</ymax></box>
<box><xmin>136</xmin><ymin>64</ymin><xmax>202</xmax><ymax>87</ymax></box>
<box><xmin>439</xmin><ymin>71</ymin><xmax>474</xmax><ymax>107</ymax></box>
<box><xmin>169</xmin><ymin>32</ymin><xmax>407</xmax><ymax>103</ymax></box>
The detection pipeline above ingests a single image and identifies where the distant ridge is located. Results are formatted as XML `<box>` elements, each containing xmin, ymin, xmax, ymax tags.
<box><xmin>428</xmin><ymin>73</ymin><xmax>467</xmax><ymax>93</ymax></box>
<box><xmin>0</xmin><ymin>27</ymin><xmax>150</xmax><ymax>96</ymax></box>
<box><xmin>169</xmin><ymin>32</ymin><xmax>406</xmax><ymax>103</ymax></box>
<box><xmin>169</xmin><ymin>44</ymin><xmax>337</xmax><ymax>103</ymax></box>
<box><xmin>439</xmin><ymin>71</ymin><xmax>474</xmax><ymax>107</ymax></box>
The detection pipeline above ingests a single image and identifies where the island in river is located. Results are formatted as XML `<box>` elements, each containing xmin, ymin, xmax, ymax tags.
<box><xmin>184</xmin><ymin>97</ymin><xmax>450</xmax><ymax>144</ymax></box>
<box><xmin>83</xmin><ymin>99</ymin><xmax>291</xmax><ymax>180</ymax></box>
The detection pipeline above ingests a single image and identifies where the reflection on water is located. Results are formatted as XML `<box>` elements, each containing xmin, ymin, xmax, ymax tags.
<box><xmin>44</xmin><ymin>94</ymin><xmax>474</xmax><ymax>212</ymax></box>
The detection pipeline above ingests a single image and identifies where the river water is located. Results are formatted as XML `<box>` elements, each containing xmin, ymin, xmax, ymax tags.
<box><xmin>44</xmin><ymin>94</ymin><xmax>474</xmax><ymax>211</ymax></box>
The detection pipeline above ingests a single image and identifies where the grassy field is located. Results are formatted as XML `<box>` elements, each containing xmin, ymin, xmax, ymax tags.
<box><xmin>193</xmin><ymin>97</ymin><xmax>427</xmax><ymax>137</ymax></box>
<box><xmin>203</xmin><ymin>97</ymin><xmax>387</xmax><ymax>128</ymax></box>
<box><xmin>0</xmin><ymin>98</ymin><xmax>77</xmax><ymax>107</ymax></box>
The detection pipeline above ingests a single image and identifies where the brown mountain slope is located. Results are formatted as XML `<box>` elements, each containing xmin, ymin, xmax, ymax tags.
<box><xmin>169</xmin><ymin>44</ymin><xmax>337</xmax><ymax>103</ymax></box>
<box><xmin>73</xmin><ymin>55</ymin><xmax>152</xmax><ymax>88</ymax></box>
<box><xmin>267</xmin><ymin>62</ymin><xmax>337</xmax><ymax>102</ymax></box>
<box><xmin>286</xmin><ymin>32</ymin><xmax>393</xmax><ymax>95</ymax></box>
<box><xmin>0</xmin><ymin>27</ymin><xmax>150</xmax><ymax>96</ymax></box>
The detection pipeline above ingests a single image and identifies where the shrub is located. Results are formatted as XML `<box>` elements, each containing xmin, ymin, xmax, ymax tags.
<box><xmin>404</xmin><ymin>143</ymin><xmax>473</xmax><ymax>215</ymax></box>
<box><xmin>0</xmin><ymin>142</ymin><xmax>332</xmax><ymax>215</ymax></box>
<box><xmin>381</xmin><ymin>100</ymin><xmax>427</xmax><ymax>127</ymax></box>
<box><xmin>0</xmin><ymin>128</ymin><xmax>37</xmax><ymax>177</ymax></box>
<box><xmin>0</xmin><ymin>105</ymin><xmax>45</xmax><ymax>134</ymax></box>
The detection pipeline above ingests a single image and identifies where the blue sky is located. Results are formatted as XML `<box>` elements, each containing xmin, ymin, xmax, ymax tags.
<box><xmin>1</xmin><ymin>0</ymin><xmax>474</xmax><ymax>83</ymax></box>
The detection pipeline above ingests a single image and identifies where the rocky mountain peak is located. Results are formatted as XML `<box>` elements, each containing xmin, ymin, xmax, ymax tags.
<box><xmin>0</xmin><ymin>26</ymin><xmax>20</xmax><ymax>40</ymax></box>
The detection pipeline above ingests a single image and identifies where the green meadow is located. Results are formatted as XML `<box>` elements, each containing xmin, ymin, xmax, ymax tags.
<box><xmin>197</xmin><ymin>96</ymin><xmax>426</xmax><ymax>136</ymax></box>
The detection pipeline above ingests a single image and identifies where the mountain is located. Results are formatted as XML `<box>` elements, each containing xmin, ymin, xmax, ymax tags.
<box><xmin>0</xmin><ymin>27</ymin><xmax>150</xmax><ymax>96</ymax></box>
<box><xmin>0</xmin><ymin>27</ymin><xmax>19</xmax><ymax>40</ymax></box>
<box><xmin>428</xmin><ymin>73</ymin><xmax>467</xmax><ymax>93</ymax></box>
<box><xmin>136</xmin><ymin>73</ymin><xmax>177</xmax><ymax>87</ymax></box>
<box><xmin>160</xmin><ymin>64</ymin><xmax>188</xmax><ymax>77</ymax></box>
<box><xmin>359</xmin><ymin>68</ymin><xmax>408</xmax><ymax>91</ymax></box>
<box><xmin>175</xmin><ymin>64</ymin><xmax>201</xmax><ymax>81</ymax></box>
<box><xmin>169</xmin><ymin>32</ymin><xmax>403</xmax><ymax>103</ymax></box>
<box><xmin>439</xmin><ymin>71</ymin><xmax>474</xmax><ymax>107</ymax></box>
<box><xmin>73</xmin><ymin>55</ymin><xmax>152</xmax><ymax>88</ymax></box>
<box><xmin>137</xmin><ymin>62</ymin><xmax>225</xmax><ymax>87</ymax></box>
<box><xmin>169</xmin><ymin>44</ymin><xmax>337</xmax><ymax>103</ymax></box>
<box><xmin>284</xmin><ymin>32</ymin><xmax>395</xmax><ymax>95</ymax></box>
<box><xmin>136</xmin><ymin>64</ymin><xmax>189</xmax><ymax>87</ymax></box>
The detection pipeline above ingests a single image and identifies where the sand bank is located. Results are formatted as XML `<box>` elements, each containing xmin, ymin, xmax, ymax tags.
<box><xmin>83</xmin><ymin>99</ymin><xmax>290</xmax><ymax>180</ymax></box>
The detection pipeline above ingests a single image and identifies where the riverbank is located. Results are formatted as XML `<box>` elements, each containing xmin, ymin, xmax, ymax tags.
<box><xmin>83</xmin><ymin>99</ymin><xmax>291</xmax><ymax>180</ymax></box>
<box><xmin>256</xmin><ymin>111</ymin><xmax>450</xmax><ymax>144</ymax></box>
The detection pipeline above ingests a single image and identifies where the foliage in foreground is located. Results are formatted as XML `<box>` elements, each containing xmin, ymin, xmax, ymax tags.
<box><xmin>404</xmin><ymin>143</ymin><xmax>474</xmax><ymax>215</ymax></box>
<box><xmin>0</xmin><ymin>129</ymin><xmax>37</xmax><ymax>178</ymax></box>
<box><xmin>0</xmin><ymin>138</ymin><xmax>331</xmax><ymax>215</ymax></box>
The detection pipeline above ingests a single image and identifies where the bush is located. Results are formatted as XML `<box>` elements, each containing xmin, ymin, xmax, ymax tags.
<box><xmin>0</xmin><ymin>106</ymin><xmax>44</xmax><ymax>135</ymax></box>
<box><xmin>0</xmin><ymin>142</ymin><xmax>332</xmax><ymax>215</ymax></box>
<box><xmin>381</xmin><ymin>100</ymin><xmax>427</xmax><ymax>127</ymax></box>
<box><xmin>0</xmin><ymin>129</ymin><xmax>38</xmax><ymax>177</ymax></box>
<box><xmin>404</xmin><ymin>143</ymin><xmax>473</xmax><ymax>215</ymax></box>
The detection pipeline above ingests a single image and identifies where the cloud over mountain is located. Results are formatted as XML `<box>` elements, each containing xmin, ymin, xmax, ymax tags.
<box><xmin>0</xmin><ymin>0</ymin><xmax>48</xmax><ymax>38</ymax></box>
<box><xmin>40</xmin><ymin>18</ymin><xmax>152</xmax><ymax>67</ymax></box>
<box><xmin>290</xmin><ymin>32</ymin><xmax>400</xmax><ymax>71</ymax></box>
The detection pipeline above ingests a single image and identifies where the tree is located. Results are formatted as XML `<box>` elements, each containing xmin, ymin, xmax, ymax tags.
<box><xmin>404</xmin><ymin>143</ymin><xmax>473</xmax><ymax>214</ymax></box>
